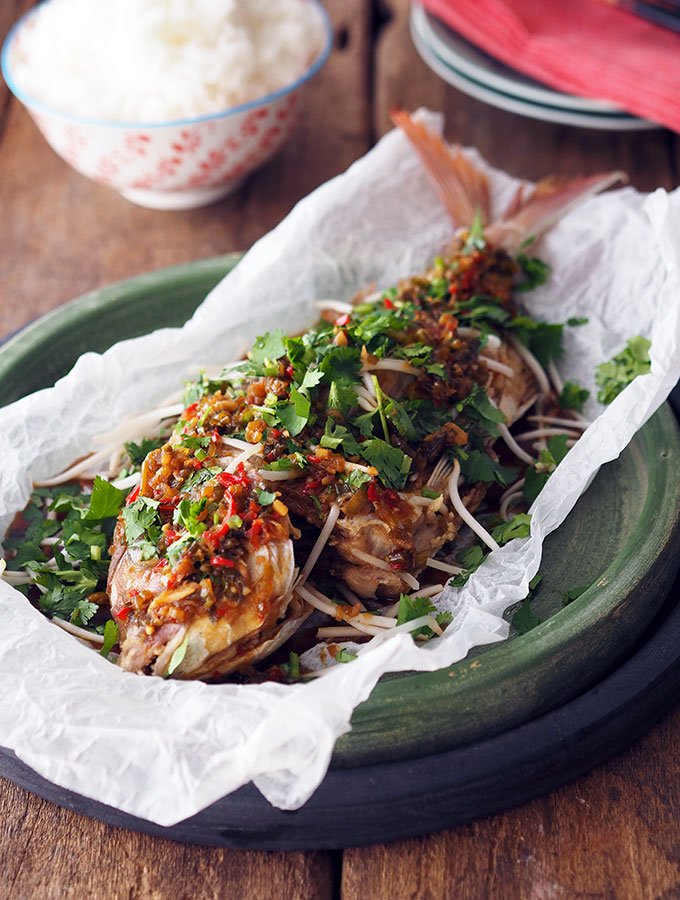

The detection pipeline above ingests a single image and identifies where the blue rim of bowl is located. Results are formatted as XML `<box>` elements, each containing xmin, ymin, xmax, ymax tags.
<box><xmin>1</xmin><ymin>0</ymin><xmax>333</xmax><ymax>129</ymax></box>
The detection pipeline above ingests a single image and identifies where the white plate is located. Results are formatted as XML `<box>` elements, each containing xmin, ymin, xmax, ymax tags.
<box><xmin>410</xmin><ymin>9</ymin><xmax>659</xmax><ymax>131</ymax></box>
<box><xmin>412</xmin><ymin>5</ymin><xmax>621</xmax><ymax>114</ymax></box>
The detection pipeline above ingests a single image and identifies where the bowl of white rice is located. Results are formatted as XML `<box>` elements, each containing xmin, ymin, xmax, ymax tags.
<box><xmin>1</xmin><ymin>0</ymin><xmax>332</xmax><ymax>209</ymax></box>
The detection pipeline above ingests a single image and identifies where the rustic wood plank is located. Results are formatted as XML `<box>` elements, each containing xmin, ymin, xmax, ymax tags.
<box><xmin>342</xmin><ymin>703</ymin><xmax>680</xmax><ymax>900</ymax></box>
<box><xmin>0</xmin><ymin>0</ymin><xmax>372</xmax><ymax>342</ymax></box>
<box><xmin>0</xmin><ymin>776</ymin><xmax>335</xmax><ymax>900</ymax></box>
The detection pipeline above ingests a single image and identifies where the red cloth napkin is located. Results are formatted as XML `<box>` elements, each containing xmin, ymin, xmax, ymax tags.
<box><xmin>418</xmin><ymin>0</ymin><xmax>680</xmax><ymax>130</ymax></box>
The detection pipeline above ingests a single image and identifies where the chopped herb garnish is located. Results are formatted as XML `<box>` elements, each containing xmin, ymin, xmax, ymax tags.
<box><xmin>396</xmin><ymin>593</ymin><xmax>451</xmax><ymax>640</ymax></box>
<box><xmin>515</xmin><ymin>252</ymin><xmax>551</xmax><ymax>292</ymax></box>
<box><xmin>559</xmin><ymin>380</ymin><xmax>590</xmax><ymax>412</ymax></box>
<box><xmin>100</xmin><ymin>619</ymin><xmax>118</xmax><ymax>658</ymax></box>
<box><xmin>359</xmin><ymin>439</ymin><xmax>412</xmax><ymax>490</ymax></box>
<box><xmin>124</xmin><ymin>437</ymin><xmax>165</xmax><ymax>468</ymax></box>
<box><xmin>595</xmin><ymin>335</ymin><xmax>651</xmax><ymax>404</ymax></box>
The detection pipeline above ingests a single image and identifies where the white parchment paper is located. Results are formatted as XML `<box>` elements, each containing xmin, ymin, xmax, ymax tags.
<box><xmin>1</xmin><ymin>111</ymin><xmax>680</xmax><ymax>825</ymax></box>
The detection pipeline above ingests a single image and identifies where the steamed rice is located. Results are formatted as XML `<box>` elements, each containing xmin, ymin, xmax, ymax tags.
<box><xmin>11</xmin><ymin>0</ymin><xmax>326</xmax><ymax>123</ymax></box>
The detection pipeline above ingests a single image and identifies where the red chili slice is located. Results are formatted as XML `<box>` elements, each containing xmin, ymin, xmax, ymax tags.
<box><xmin>383</xmin><ymin>297</ymin><xmax>394</xmax><ymax>310</ymax></box>
<box><xmin>211</xmin><ymin>555</ymin><xmax>235</xmax><ymax>568</ymax></box>
<box><xmin>335</xmin><ymin>313</ymin><xmax>350</xmax><ymax>327</ymax></box>
<box><xmin>125</xmin><ymin>483</ymin><xmax>141</xmax><ymax>506</ymax></box>
<box><xmin>367</xmin><ymin>482</ymin><xmax>378</xmax><ymax>503</ymax></box>
<box><xmin>116</xmin><ymin>606</ymin><xmax>131</xmax><ymax>622</ymax></box>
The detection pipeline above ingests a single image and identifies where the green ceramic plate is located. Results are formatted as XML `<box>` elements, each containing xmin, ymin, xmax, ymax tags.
<box><xmin>2</xmin><ymin>256</ymin><xmax>680</xmax><ymax>769</ymax></box>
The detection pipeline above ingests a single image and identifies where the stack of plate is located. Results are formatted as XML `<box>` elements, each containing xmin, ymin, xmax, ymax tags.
<box><xmin>410</xmin><ymin>4</ymin><xmax>658</xmax><ymax>131</ymax></box>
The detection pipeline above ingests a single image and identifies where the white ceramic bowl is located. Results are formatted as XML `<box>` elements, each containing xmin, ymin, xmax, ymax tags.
<box><xmin>1</xmin><ymin>2</ymin><xmax>333</xmax><ymax>210</ymax></box>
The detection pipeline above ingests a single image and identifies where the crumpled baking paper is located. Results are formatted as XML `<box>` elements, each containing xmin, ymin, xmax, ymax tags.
<box><xmin>1</xmin><ymin>110</ymin><xmax>680</xmax><ymax>825</ymax></box>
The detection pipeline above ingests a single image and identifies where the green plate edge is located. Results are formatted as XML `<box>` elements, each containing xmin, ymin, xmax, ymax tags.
<box><xmin>2</xmin><ymin>256</ymin><xmax>679</xmax><ymax>769</ymax></box>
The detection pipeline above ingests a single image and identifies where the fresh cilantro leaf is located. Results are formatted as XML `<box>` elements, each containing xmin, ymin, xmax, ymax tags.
<box><xmin>515</xmin><ymin>253</ymin><xmax>551</xmax><ymax>292</ymax></box>
<box><xmin>510</xmin><ymin>571</ymin><xmax>543</xmax><ymax>634</ymax></box>
<box><xmin>359</xmin><ymin>439</ymin><xmax>412</xmax><ymax>489</ymax></box>
<box><xmin>180</xmin><ymin>435</ymin><xmax>211</xmax><ymax>452</ymax></box>
<box><xmin>327</xmin><ymin>380</ymin><xmax>359</xmax><ymax>415</ymax></box>
<box><xmin>455</xmin><ymin>295</ymin><xmax>510</xmax><ymax>326</ymax></box>
<box><xmin>425</xmin><ymin>363</ymin><xmax>446</xmax><ymax>378</ymax></box>
<box><xmin>318</xmin><ymin>346</ymin><xmax>362</xmax><ymax>384</ymax></box>
<box><xmin>85</xmin><ymin>476</ymin><xmax>126</xmax><ymax>521</ymax></box>
<box><xmin>458</xmin><ymin>449</ymin><xmax>516</xmax><ymax>486</ymax></box>
<box><xmin>394</xmin><ymin>342</ymin><xmax>433</xmax><ymax>366</ymax></box>
<box><xmin>276</xmin><ymin>386</ymin><xmax>311</xmax><ymax>437</ymax></box>
<box><xmin>491</xmin><ymin>513</ymin><xmax>531</xmax><ymax>545</ymax></box>
<box><xmin>122</xmin><ymin>497</ymin><xmax>162</xmax><ymax>559</ymax></box>
<box><xmin>396</xmin><ymin>593</ymin><xmax>451</xmax><ymax>639</ymax></box>
<box><xmin>351</xmin><ymin>303</ymin><xmax>414</xmax><ymax>345</ymax></box>
<box><xmin>457</xmin><ymin>384</ymin><xmax>506</xmax><ymax>437</ymax></box>
<box><xmin>353</xmin><ymin>407</ymin><xmax>379</xmax><ymax>438</ymax></box>
<box><xmin>100</xmin><ymin>619</ymin><xmax>119</xmax><ymax>658</ymax></box>
<box><xmin>595</xmin><ymin>336</ymin><xmax>651</xmax><ymax>404</ymax></box>
<box><xmin>256</xmin><ymin>489</ymin><xmax>277</xmax><ymax>506</ymax></box>
<box><xmin>523</xmin><ymin>435</ymin><xmax>569</xmax><ymax>504</ymax></box>
<box><xmin>523</xmin><ymin>467</ymin><xmax>548</xmax><ymax>505</ymax></box>
<box><xmin>509</xmin><ymin>317</ymin><xmax>564</xmax><ymax>367</ymax></box>
<box><xmin>512</xmin><ymin>596</ymin><xmax>540</xmax><ymax>634</ymax></box>
<box><xmin>427</xmin><ymin>275</ymin><xmax>449</xmax><ymax>300</ymax></box>
<box><xmin>244</xmin><ymin>330</ymin><xmax>287</xmax><ymax>376</ymax></box>
<box><xmin>124</xmin><ymin>437</ymin><xmax>165</xmax><ymax>468</ymax></box>
<box><xmin>342</xmin><ymin>469</ymin><xmax>373</xmax><ymax>490</ymax></box>
<box><xmin>298</xmin><ymin>367</ymin><xmax>324</xmax><ymax>392</ymax></box>
<box><xmin>182</xmin><ymin>370</ymin><xmax>232</xmax><ymax>406</ymax></box>
<box><xmin>61</xmin><ymin>519</ymin><xmax>108</xmax><ymax>561</ymax></box>
<box><xmin>567</xmin><ymin>316</ymin><xmax>589</xmax><ymax>327</ymax></box>
<box><xmin>384</xmin><ymin>396</ymin><xmax>418</xmax><ymax>441</ymax></box>
<box><xmin>173</xmin><ymin>497</ymin><xmax>208</xmax><ymax>539</ymax></box>
<box><xmin>320</xmin><ymin>419</ymin><xmax>362</xmax><ymax>456</ymax></box>
<box><xmin>559</xmin><ymin>380</ymin><xmax>590</xmax><ymax>412</ymax></box>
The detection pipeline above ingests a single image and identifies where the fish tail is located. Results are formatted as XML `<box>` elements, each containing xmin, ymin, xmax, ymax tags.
<box><xmin>391</xmin><ymin>108</ymin><xmax>490</xmax><ymax>228</ymax></box>
<box><xmin>487</xmin><ymin>171</ymin><xmax>627</xmax><ymax>254</ymax></box>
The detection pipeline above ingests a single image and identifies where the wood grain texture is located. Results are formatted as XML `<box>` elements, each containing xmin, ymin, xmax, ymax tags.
<box><xmin>341</xmin><ymin>704</ymin><xmax>680</xmax><ymax>900</ymax></box>
<box><xmin>2</xmin><ymin>0</ymin><xmax>680</xmax><ymax>896</ymax></box>
<box><xmin>0</xmin><ymin>778</ymin><xmax>335</xmax><ymax>900</ymax></box>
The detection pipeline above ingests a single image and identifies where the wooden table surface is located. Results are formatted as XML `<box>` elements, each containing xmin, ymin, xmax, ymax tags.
<box><xmin>2</xmin><ymin>1</ymin><xmax>680</xmax><ymax>897</ymax></box>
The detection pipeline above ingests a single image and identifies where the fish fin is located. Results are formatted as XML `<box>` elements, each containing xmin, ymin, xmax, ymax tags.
<box><xmin>487</xmin><ymin>171</ymin><xmax>628</xmax><ymax>254</ymax></box>
<box><xmin>391</xmin><ymin>109</ymin><xmax>490</xmax><ymax>228</ymax></box>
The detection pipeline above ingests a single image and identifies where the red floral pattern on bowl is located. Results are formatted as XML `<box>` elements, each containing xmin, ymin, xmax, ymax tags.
<box><xmin>26</xmin><ymin>94</ymin><xmax>302</xmax><ymax>209</ymax></box>
<box><xmin>1</xmin><ymin>2</ymin><xmax>331</xmax><ymax>210</ymax></box>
